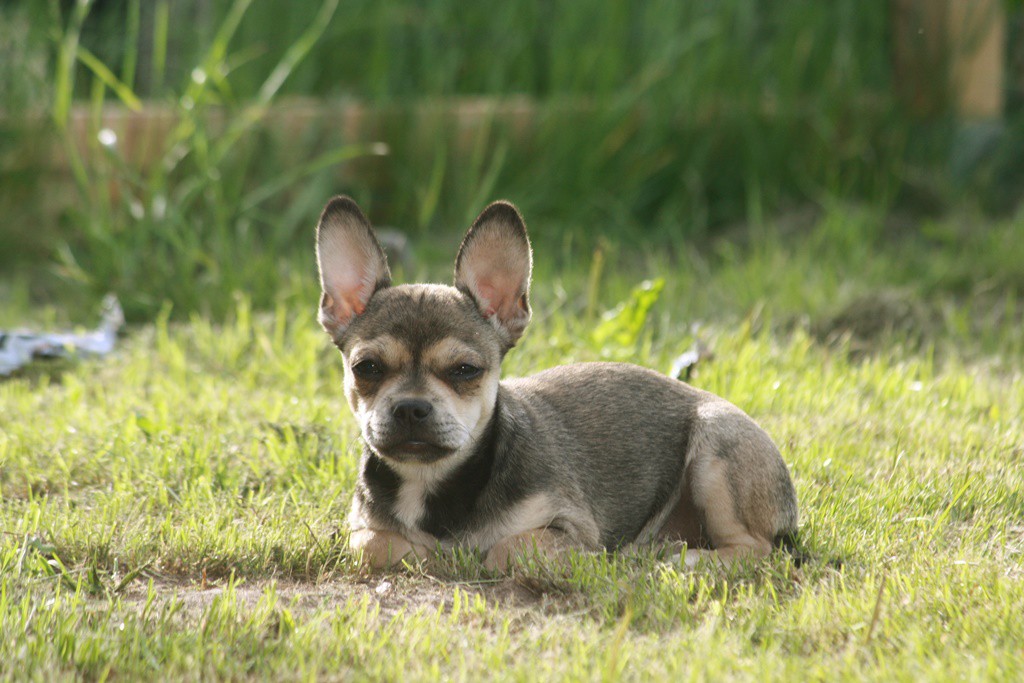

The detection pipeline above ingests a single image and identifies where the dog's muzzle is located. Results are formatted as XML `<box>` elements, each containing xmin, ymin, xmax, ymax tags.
<box><xmin>367</xmin><ymin>400</ymin><xmax>459</xmax><ymax>463</ymax></box>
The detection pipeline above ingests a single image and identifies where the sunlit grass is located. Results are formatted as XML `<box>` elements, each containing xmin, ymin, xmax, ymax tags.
<box><xmin>1</xmin><ymin>1</ymin><xmax>1022</xmax><ymax>678</ymax></box>
<box><xmin>2</xmin><ymin>227</ymin><xmax>1022</xmax><ymax>679</ymax></box>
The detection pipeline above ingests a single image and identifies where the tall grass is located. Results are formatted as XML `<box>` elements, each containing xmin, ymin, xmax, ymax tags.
<box><xmin>43</xmin><ymin>0</ymin><xmax>385</xmax><ymax>320</ymax></box>
<box><xmin>84</xmin><ymin>0</ymin><xmax>888</xmax><ymax>102</ymax></box>
<box><xmin>2</xmin><ymin>0</ymin><xmax>961</xmax><ymax>320</ymax></box>
<box><xmin>75</xmin><ymin>0</ymin><xmax>903</xmax><ymax>232</ymax></box>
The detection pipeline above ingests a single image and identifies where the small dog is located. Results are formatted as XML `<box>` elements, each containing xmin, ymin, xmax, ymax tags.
<box><xmin>316</xmin><ymin>196</ymin><xmax>798</xmax><ymax>571</ymax></box>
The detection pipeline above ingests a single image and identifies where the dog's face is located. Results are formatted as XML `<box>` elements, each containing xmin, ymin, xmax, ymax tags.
<box><xmin>339</xmin><ymin>285</ymin><xmax>504</xmax><ymax>464</ymax></box>
<box><xmin>316</xmin><ymin>197</ymin><xmax>532</xmax><ymax>467</ymax></box>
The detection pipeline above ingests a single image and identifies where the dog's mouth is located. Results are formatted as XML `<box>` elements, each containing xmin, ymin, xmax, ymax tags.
<box><xmin>373</xmin><ymin>439</ymin><xmax>455</xmax><ymax>463</ymax></box>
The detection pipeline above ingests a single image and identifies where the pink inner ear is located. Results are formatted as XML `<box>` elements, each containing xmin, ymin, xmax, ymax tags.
<box><xmin>331</xmin><ymin>292</ymin><xmax>367</xmax><ymax>321</ymax></box>
<box><xmin>323</xmin><ymin>269</ymin><xmax>374</xmax><ymax>328</ymax></box>
<box><xmin>475</xmin><ymin>275</ymin><xmax>522</xmax><ymax>320</ymax></box>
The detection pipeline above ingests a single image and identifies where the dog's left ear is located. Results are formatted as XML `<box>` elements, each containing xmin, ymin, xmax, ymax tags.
<box><xmin>455</xmin><ymin>201</ymin><xmax>532</xmax><ymax>348</ymax></box>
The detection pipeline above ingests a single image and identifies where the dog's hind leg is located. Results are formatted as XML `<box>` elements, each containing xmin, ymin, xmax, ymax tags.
<box><xmin>687</xmin><ymin>456</ymin><xmax>774</xmax><ymax>567</ymax></box>
<box><xmin>660</xmin><ymin>443</ymin><xmax>792</xmax><ymax>569</ymax></box>
<box><xmin>659</xmin><ymin>402</ymin><xmax>798</xmax><ymax>569</ymax></box>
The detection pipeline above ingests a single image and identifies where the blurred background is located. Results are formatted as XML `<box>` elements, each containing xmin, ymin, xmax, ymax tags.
<box><xmin>1</xmin><ymin>0</ymin><xmax>1022</xmax><ymax>324</ymax></box>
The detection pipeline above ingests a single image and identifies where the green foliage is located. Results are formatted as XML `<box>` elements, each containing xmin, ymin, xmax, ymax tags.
<box><xmin>284</xmin><ymin>0</ymin><xmax>900</xmax><ymax>230</ymax></box>
<box><xmin>590</xmin><ymin>278</ymin><xmax>664</xmax><ymax>354</ymax></box>
<box><xmin>42</xmin><ymin>0</ymin><xmax>384</xmax><ymax>320</ymax></box>
<box><xmin>1</xmin><ymin>2</ymin><xmax>1022</xmax><ymax>677</ymax></box>
<box><xmin>0</xmin><ymin>0</ymin><xmax>929</xmax><ymax>321</ymax></box>
<box><xmin>1</xmin><ymin>242</ymin><xmax>1023</xmax><ymax>678</ymax></box>
<box><xmin>69</xmin><ymin>0</ymin><xmax>890</xmax><ymax>103</ymax></box>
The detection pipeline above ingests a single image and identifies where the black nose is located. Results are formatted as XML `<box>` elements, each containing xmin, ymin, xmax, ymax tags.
<box><xmin>392</xmin><ymin>399</ymin><xmax>433</xmax><ymax>425</ymax></box>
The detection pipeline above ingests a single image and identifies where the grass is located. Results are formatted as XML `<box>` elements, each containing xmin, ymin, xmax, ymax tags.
<box><xmin>2</xmin><ymin>208</ymin><xmax>1023</xmax><ymax>680</ymax></box>
<box><xmin>2</xmin><ymin>1</ymin><xmax>1023</xmax><ymax>678</ymax></box>
<box><xmin>1</xmin><ymin>0</ymin><xmax>927</xmax><ymax>322</ymax></box>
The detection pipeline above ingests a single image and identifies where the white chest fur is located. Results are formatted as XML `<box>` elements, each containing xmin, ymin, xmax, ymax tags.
<box><xmin>387</xmin><ymin>457</ymin><xmax>461</xmax><ymax>542</ymax></box>
<box><xmin>393</xmin><ymin>476</ymin><xmax>430</xmax><ymax>530</ymax></box>
<box><xmin>385</xmin><ymin>459</ymin><xmax>567</xmax><ymax>554</ymax></box>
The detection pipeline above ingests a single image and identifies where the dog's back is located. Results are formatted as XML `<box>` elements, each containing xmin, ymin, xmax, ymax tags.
<box><xmin>504</xmin><ymin>362</ymin><xmax>798</xmax><ymax>552</ymax></box>
<box><xmin>503</xmin><ymin>363</ymin><xmax>696</xmax><ymax>547</ymax></box>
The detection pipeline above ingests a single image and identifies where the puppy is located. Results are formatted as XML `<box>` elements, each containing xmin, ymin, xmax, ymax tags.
<box><xmin>316</xmin><ymin>196</ymin><xmax>798</xmax><ymax>571</ymax></box>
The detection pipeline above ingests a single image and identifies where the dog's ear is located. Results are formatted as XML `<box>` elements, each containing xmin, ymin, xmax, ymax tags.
<box><xmin>454</xmin><ymin>201</ymin><xmax>532</xmax><ymax>348</ymax></box>
<box><xmin>316</xmin><ymin>196</ymin><xmax>391</xmax><ymax>341</ymax></box>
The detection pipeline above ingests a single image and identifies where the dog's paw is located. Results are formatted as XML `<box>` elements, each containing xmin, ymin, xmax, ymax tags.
<box><xmin>683</xmin><ymin>549</ymin><xmax>712</xmax><ymax>569</ymax></box>
<box><xmin>349</xmin><ymin>528</ymin><xmax>423</xmax><ymax>569</ymax></box>
<box><xmin>483</xmin><ymin>528</ymin><xmax>569</xmax><ymax>573</ymax></box>
<box><xmin>658</xmin><ymin>545</ymin><xmax>714</xmax><ymax>570</ymax></box>
<box><xmin>482</xmin><ymin>543</ymin><xmax>517</xmax><ymax>573</ymax></box>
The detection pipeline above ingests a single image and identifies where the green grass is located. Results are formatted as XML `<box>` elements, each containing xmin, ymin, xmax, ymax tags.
<box><xmin>2</xmin><ymin>1</ymin><xmax>1023</xmax><ymax>678</ymax></box>
<box><xmin>2</xmin><ymin>209</ymin><xmax>1023</xmax><ymax>680</ymax></box>
<box><xmin>6</xmin><ymin>0</ymin><xmax>1020</xmax><ymax>325</ymax></box>
<box><xmin>1</xmin><ymin>0</ymin><xmax>927</xmax><ymax>321</ymax></box>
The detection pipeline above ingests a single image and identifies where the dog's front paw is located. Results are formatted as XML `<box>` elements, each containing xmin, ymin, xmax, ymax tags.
<box><xmin>484</xmin><ymin>528</ymin><xmax>568</xmax><ymax>573</ymax></box>
<box><xmin>483</xmin><ymin>542</ymin><xmax>516</xmax><ymax>573</ymax></box>
<box><xmin>349</xmin><ymin>528</ymin><xmax>424</xmax><ymax>569</ymax></box>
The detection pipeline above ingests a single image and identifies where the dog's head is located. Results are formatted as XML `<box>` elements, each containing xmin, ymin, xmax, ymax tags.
<box><xmin>316</xmin><ymin>197</ymin><xmax>532</xmax><ymax>467</ymax></box>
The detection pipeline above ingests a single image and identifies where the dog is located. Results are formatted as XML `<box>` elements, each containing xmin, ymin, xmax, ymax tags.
<box><xmin>316</xmin><ymin>196</ymin><xmax>799</xmax><ymax>571</ymax></box>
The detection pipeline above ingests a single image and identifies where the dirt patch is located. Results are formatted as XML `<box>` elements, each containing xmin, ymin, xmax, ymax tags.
<box><xmin>813</xmin><ymin>288</ymin><xmax>939</xmax><ymax>357</ymax></box>
<box><xmin>111</xmin><ymin>569</ymin><xmax>581</xmax><ymax>621</ymax></box>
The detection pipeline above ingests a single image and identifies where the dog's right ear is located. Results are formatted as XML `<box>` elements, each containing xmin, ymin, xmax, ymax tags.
<box><xmin>316</xmin><ymin>196</ymin><xmax>391</xmax><ymax>341</ymax></box>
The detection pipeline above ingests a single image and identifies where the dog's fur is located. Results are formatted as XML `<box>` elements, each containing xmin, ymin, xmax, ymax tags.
<box><xmin>316</xmin><ymin>196</ymin><xmax>798</xmax><ymax>571</ymax></box>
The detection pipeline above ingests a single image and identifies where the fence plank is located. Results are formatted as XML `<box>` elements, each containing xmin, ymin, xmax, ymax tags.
<box><xmin>891</xmin><ymin>0</ymin><xmax>1005</xmax><ymax>120</ymax></box>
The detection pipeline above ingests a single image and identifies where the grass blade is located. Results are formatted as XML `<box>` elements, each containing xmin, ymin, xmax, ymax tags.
<box><xmin>151</xmin><ymin>0</ymin><xmax>169</xmax><ymax>93</ymax></box>
<box><xmin>50</xmin><ymin>0</ymin><xmax>92</xmax><ymax>130</ymax></box>
<box><xmin>121</xmin><ymin>0</ymin><xmax>140</xmax><ymax>90</ymax></box>
<box><xmin>77</xmin><ymin>46</ymin><xmax>143</xmax><ymax>111</ymax></box>
<box><xmin>257</xmin><ymin>0</ymin><xmax>340</xmax><ymax>104</ymax></box>
<box><xmin>239</xmin><ymin>142</ymin><xmax>388</xmax><ymax>213</ymax></box>
<box><xmin>211</xmin><ymin>0</ymin><xmax>340</xmax><ymax>165</ymax></box>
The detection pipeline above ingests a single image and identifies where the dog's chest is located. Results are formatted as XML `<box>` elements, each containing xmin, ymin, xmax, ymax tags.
<box><xmin>362</xmin><ymin>451</ymin><xmax>497</xmax><ymax>541</ymax></box>
<box><xmin>392</xmin><ymin>478</ymin><xmax>430</xmax><ymax>530</ymax></box>
<box><xmin>385</xmin><ymin>469</ymin><xmax>556</xmax><ymax>552</ymax></box>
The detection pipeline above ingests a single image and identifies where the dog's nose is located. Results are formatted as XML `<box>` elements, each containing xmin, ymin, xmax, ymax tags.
<box><xmin>392</xmin><ymin>399</ymin><xmax>433</xmax><ymax>425</ymax></box>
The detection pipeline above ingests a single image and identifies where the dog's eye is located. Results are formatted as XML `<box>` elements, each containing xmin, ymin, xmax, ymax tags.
<box><xmin>448</xmin><ymin>363</ymin><xmax>483</xmax><ymax>381</ymax></box>
<box><xmin>352</xmin><ymin>359</ymin><xmax>384</xmax><ymax>379</ymax></box>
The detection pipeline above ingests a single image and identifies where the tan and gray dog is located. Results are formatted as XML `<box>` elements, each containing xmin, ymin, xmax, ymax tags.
<box><xmin>316</xmin><ymin>196</ymin><xmax>798</xmax><ymax>571</ymax></box>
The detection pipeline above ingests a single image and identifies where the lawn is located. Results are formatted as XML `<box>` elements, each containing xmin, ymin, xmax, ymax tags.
<box><xmin>2</xmin><ymin>209</ymin><xmax>1023</xmax><ymax>681</ymax></box>
<box><xmin>2</xmin><ymin>0</ymin><xmax>1023</xmax><ymax>678</ymax></box>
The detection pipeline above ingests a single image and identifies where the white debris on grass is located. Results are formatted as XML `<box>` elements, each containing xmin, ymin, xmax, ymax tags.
<box><xmin>0</xmin><ymin>295</ymin><xmax>124</xmax><ymax>376</ymax></box>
